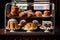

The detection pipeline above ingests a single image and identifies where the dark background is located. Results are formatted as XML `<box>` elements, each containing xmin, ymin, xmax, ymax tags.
<box><xmin>0</xmin><ymin>0</ymin><xmax>11</xmax><ymax>27</ymax></box>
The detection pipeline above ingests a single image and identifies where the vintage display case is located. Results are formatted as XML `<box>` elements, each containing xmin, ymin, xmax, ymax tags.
<box><xmin>4</xmin><ymin>0</ymin><xmax>55</xmax><ymax>34</ymax></box>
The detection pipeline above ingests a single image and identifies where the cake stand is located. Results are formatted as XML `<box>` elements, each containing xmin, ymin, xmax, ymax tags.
<box><xmin>40</xmin><ymin>26</ymin><xmax>54</xmax><ymax>32</ymax></box>
<box><xmin>6</xmin><ymin>26</ymin><xmax>20</xmax><ymax>32</ymax></box>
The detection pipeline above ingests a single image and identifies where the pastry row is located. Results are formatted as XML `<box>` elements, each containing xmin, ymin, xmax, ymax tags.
<box><xmin>6</xmin><ymin>19</ymin><xmax>53</xmax><ymax>30</ymax></box>
<box><xmin>7</xmin><ymin>6</ymin><xmax>52</xmax><ymax>18</ymax></box>
<box><xmin>7</xmin><ymin>19</ymin><xmax>39</xmax><ymax>30</ymax></box>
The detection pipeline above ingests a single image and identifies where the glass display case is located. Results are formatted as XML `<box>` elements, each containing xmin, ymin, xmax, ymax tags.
<box><xmin>4</xmin><ymin>1</ymin><xmax>55</xmax><ymax>34</ymax></box>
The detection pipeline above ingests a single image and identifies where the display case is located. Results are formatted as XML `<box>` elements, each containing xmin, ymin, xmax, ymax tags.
<box><xmin>4</xmin><ymin>1</ymin><xmax>55</xmax><ymax>34</ymax></box>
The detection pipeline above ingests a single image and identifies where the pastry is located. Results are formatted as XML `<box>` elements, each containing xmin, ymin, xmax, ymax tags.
<box><xmin>8</xmin><ymin>6</ymin><xmax>19</xmax><ymax>17</ymax></box>
<box><xmin>27</xmin><ymin>10</ymin><xmax>32</xmax><ymax>12</ymax></box>
<box><xmin>7</xmin><ymin>19</ymin><xmax>18</xmax><ymax>30</ymax></box>
<box><xmin>19</xmin><ymin>12</ymin><xmax>25</xmax><ymax>17</ymax></box>
<box><xmin>11</xmin><ymin>6</ymin><xmax>18</xmax><ymax>12</ymax></box>
<box><xmin>19</xmin><ymin>20</ymin><xmax>26</xmax><ymax>27</ymax></box>
<box><xmin>24</xmin><ymin>23</ymin><xmax>35</xmax><ymax>30</ymax></box>
<box><xmin>35</xmin><ymin>11</ymin><xmax>42</xmax><ymax>17</ymax></box>
<box><xmin>43</xmin><ymin>11</ymin><xmax>49</xmax><ymax>17</ymax></box>
<box><xmin>41</xmin><ymin>21</ymin><xmax>52</xmax><ymax>29</ymax></box>
<box><xmin>32</xmin><ymin>20</ymin><xmax>39</xmax><ymax>27</ymax></box>
<box><xmin>27</xmin><ymin>11</ymin><xmax>34</xmax><ymax>17</ymax></box>
<box><xmin>8</xmin><ymin>12</ymin><xmax>18</xmax><ymax>17</ymax></box>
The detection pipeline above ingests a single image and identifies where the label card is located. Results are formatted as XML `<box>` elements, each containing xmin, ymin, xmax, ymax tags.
<box><xmin>33</xmin><ymin>4</ymin><xmax>50</xmax><ymax>10</ymax></box>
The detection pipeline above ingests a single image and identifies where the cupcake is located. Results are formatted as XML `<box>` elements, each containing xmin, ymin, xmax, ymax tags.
<box><xmin>11</xmin><ymin>6</ymin><xmax>18</xmax><ymax>13</ymax></box>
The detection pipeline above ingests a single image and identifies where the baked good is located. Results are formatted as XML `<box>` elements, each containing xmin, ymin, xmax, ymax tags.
<box><xmin>24</xmin><ymin>23</ymin><xmax>35</xmax><ymax>30</ymax></box>
<box><xmin>7</xmin><ymin>19</ymin><xmax>18</xmax><ymax>30</ymax></box>
<box><xmin>27</xmin><ymin>11</ymin><xmax>34</xmax><ymax>17</ymax></box>
<box><xmin>11</xmin><ymin>6</ymin><xmax>18</xmax><ymax>12</ymax></box>
<box><xmin>19</xmin><ymin>10</ymin><xmax>34</xmax><ymax>18</ymax></box>
<box><xmin>19</xmin><ymin>20</ymin><xmax>26</xmax><ymax>26</ymax></box>
<box><xmin>35</xmin><ymin>11</ymin><xmax>42</xmax><ymax>17</ymax></box>
<box><xmin>19</xmin><ymin>12</ymin><xmax>25</xmax><ymax>17</ymax></box>
<box><xmin>41</xmin><ymin>21</ymin><xmax>52</xmax><ymax>29</ymax></box>
<box><xmin>8</xmin><ymin>12</ymin><xmax>18</xmax><ymax>17</ymax></box>
<box><xmin>8</xmin><ymin>6</ymin><xmax>19</xmax><ymax>17</ymax></box>
<box><xmin>43</xmin><ymin>11</ymin><xmax>49</xmax><ymax>17</ymax></box>
<box><xmin>24</xmin><ymin>23</ymin><xmax>31</xmax><ymax>30</ymax></box>
<box><xmin>27</xmin><ymin>10</ymin><xmax>32</xmax><ymax>12</ymax></box>
<box><xmin>32</xmin><ymin>20</ymin><xmax>39</xmax><ymax>27</ymax></box>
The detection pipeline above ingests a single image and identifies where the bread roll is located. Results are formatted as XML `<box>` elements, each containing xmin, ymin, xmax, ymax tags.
<box><xmin>43</xmin><ymin>11</ymin><xmax>49</xmax><ymax>16</ymax></box>
<box><xmin>35</xmin><ymin>11</ymin><xmax>42</xmax><ymax>17</ymax></box>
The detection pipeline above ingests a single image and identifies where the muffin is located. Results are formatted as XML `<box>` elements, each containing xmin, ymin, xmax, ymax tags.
<box><xmin>43</xmin><ymin>11</ymin><xmax>49</xmax><ymax>17</ymax></box>
<box><xmin>35</xmin><ymin>11</ymin><xmax>42</xmax><ymax>17</ymax></box>
<box><xmin>19</xmin><ymin>20</ymin><xmax>26</xmax><ymax>27</ymax></box>
<box><xmin>7</xmin><ymin>19</ymin><xmax>18</xmax><ymax>30</ymax></box>
<box><xmin>32</xmin><ymin>20</ymin><xmax>39</xmax><ymax>27</ymax></box>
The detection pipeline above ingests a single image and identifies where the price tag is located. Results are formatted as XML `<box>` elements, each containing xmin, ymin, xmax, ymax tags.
<box><xmin>33</xmin><ymin>4</ymin><xmax>50</xmax><ymax>10</ymax></box>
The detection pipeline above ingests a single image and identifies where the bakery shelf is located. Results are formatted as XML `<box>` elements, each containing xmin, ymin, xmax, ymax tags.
<box><xmin>0</xmin><ymin>28</ymin><xmax>54</xmax><ymax>36</ymax></box>
<box><xmin>5</xmin><ymin>2</ymin><xmax>55</xmax><ymax>34</ymax></box>
<box><xmin>6</xmin><ymin>32</ymin><xmax>54</xmax><ymax>35</ymax></box>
